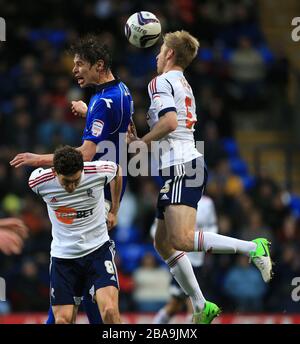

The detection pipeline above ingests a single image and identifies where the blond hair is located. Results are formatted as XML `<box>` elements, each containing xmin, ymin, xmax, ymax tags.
<box><xmin>163</xmin><ymin>30</ymin><xmax>200</xmax><ymax>69</ymax></box>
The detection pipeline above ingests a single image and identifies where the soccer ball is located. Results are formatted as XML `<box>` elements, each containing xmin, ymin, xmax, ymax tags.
<box><xmin>125</xmin><ymin>11</ymin><xmax>161</xmax><ymax>48</ymax></box>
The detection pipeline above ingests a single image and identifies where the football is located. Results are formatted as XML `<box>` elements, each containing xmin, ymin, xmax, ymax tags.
<box><xmin>125</xmin><ymin>11</ymin><xmax>161</xmax><ymax>48</ymax></box>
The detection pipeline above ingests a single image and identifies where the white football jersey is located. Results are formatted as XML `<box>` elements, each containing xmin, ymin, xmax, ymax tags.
<box><xmin>147</xmin><ymin>70</ymin><xmax>201</xmax><ymax>169</ymax></box>
<box><xmin>187</xmin><ymin>195</ymin><xmax>218</xmax><ymax>267</ymax></box>
<box><xmin>29</xmin><ymin>161</ymin><xmax>117</xmax><ymax>259</ymax></box>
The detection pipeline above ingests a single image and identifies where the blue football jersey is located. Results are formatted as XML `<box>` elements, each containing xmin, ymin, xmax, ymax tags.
<box><xmin>82</xmin><ymin>78</ymin><xmax>133</xmax><ymax>201</ymax></box>
<box><xmin>83</xmin><ymin>78</ymin><xmax>133</xmax><ymax>163</ymax></box>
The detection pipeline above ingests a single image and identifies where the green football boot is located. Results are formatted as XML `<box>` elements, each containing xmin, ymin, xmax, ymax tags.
<box><xmin>250</xmin><ymin>238</ymin><xmax>273</xmax><ymax>283</ymax></box>
<box><xmin>193</xmin><ymin>301</ymin><xmax>221</xmax><ymax>324</ymax></box>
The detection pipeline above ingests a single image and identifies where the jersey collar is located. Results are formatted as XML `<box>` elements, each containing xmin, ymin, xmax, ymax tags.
<box><xmin>94</xmin><ymin>77</ymin><xmax>120</xmax><ymax>93</ymax></box>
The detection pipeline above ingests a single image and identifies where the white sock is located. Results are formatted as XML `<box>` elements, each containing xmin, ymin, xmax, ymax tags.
<box><xmin>166</xmin><ymin>252</ymin><xmax>206</xmax><ymax>312</ymax></box>
<box><xmin>194</xmin><ymin>231</ymin><xmax>257</xmax><ymax>255</ymax></box>
<box><xmin>152</xmin><ymin>308</ymin><xmax>171</xmax><ymax>324</ymax></box>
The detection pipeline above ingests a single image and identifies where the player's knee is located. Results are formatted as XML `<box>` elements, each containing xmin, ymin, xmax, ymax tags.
<box><xmin>101</xmin><ymin>304</ymin><xmax>118</xmax><ymax>323</ymax></box>
<box><xmin>154</xmin><ymin>239</ymin><xmax>173</xmax><ymax>260</ymax></box>
<box><xmin>55</xmin><ymin>315</ymin><xmax>72</xmax><ymax>324</ymax></box>
<box><xmin>169</xmin><ymin>233</ymin><xmax>186</xmax><ymax>251</ymax></box>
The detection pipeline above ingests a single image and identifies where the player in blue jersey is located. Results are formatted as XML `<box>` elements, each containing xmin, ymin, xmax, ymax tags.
<box><xmin>10</xmin><ymin>34</ymin><xmax>133</xmax><ymax>324</ymax></box>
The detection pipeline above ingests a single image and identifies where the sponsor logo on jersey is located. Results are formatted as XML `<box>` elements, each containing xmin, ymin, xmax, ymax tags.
<box><xmin>54</xmin><ymin>206</ymin><xmax>94</xmax><ymax>224</ymax></box>
<box><xmin>91</xmin><ymin>119</ymin><xmax>104</xmax><ymax>137</ymax></box>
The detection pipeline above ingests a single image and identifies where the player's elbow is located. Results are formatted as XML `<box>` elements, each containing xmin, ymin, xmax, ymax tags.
<box><xmin>78</xmin><ymin>141</ymin><xmax>97</xmax><ymax>162</ymax></box>
<box><xmin>167</xmin><ymin>117</ymin><xmax>178</xmax><ymax>132</ymax></box>
<box><xmin>81</xmin><ymin>149</ymin><xmax>94</xmax><ymax>162</ymax></box>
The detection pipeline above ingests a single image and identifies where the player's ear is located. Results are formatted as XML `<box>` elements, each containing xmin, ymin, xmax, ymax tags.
<box><xmin>166</xmin><ymin>48</ymin><xmax>174</xmax><ymax>60</ymax></box>
<box><xmin>96</xmin><ymin>60</ymin><xmax>104</xmax><ymax>72</ymax></box>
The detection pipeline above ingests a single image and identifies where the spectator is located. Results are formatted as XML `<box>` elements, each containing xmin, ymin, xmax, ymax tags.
<box><xmin>228</xmin><ymin>37</ymin><xmax>266</xmax><ymax>107</ymax></box>
<box><xmin>8</xmin><ymin>259</ymin><xmax>49</xmax><ymax>311</ymax></box>
<box><xmin>223</xmin><ymin>255</ymin><xmax>267</xmax><ymax>312</ymax></box>
<box><xmin>240</xmin><ymin>209</ymin><xmax>273</xmax><ymax>242</ymax></box>
<box><xmin>133</xmin><ymin>253</ymin><xmax>171</xmax><ymax>312</ymax></box>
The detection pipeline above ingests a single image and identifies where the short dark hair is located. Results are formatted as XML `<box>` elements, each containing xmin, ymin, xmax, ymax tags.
<box><xmin>53</xmin><ymin>146</ymin><xmax>83</xmax><ymax>176</ymax></box>
<box><xmin>70</xmin><ymin>34</ymin><xmax>112</xmax><ymax>71</ymax></box>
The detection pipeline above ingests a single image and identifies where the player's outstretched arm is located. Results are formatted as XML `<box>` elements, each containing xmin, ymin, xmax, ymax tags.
<box><xmin>10</xmin><ymin>152</ymin><xmax>54</xmax><ymax>168</ymax></box>
<box><xmin>107</xmin><ymin>164</ymin><xmax>123</xmax><ymax>230</ymax></box>
<box><xmin>10</xmin><ymin>140</ymin><xmax>96</xmax><ymax>168</ymax></box>
<box><xmin>71</xmin><ymin>100</ymin><xmax>88</xmax><ymax>118</ymax></box>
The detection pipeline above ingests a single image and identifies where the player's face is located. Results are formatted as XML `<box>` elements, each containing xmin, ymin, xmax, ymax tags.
<box><xmin>57</xmin><ymin>170</ymin><xmax>82</xmax><ymax>193</ymax></box>
<box><xmin>156</xmin><ymin>44</ymin><xmax>168</xmax><ymax>74</ymax></box>
<box><xmin>72</xmin><ymin>55</ymin><xmax>98</xmax><ymax>88</ymax></box>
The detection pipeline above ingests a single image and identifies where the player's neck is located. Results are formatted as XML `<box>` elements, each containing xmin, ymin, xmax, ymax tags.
<box><xmin>97</xmin><ymin>71</ymin><xmax>115</xmax><ymax>85</ymax></box>
<box><xmin>163</xmin><ymin>64</ymin><xmax>183</xmax><ymax>74</ymax></box>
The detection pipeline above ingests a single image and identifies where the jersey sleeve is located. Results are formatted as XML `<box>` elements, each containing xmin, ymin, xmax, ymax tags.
<box><xmin>94</xmin><ymin>161</ymin><xmax>118</xmax><ymax>185</ymax></box>
<box><xmin>148</xmin><ymin>77</ymin><xmax>176</xmax><ymax>118</ymax></box>
<box><xmin>28</xmin><ymin>168</ymin><xmax>46</xmax><ymax>194</ymax></box>
<box><xmin>83</xmin><ymin>98</ymin><xmax>112</xmax><ymax>144</ymax></box>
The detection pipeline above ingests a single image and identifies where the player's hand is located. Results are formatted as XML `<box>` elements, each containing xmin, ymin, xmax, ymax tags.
<box><xmin>129</xmin><ymin>119</ymin><xmax>137</xmax><ymax>137</ymax></box>
<box><xmin>0</xmin><ymin>218</ymin><xmax>29</xmax><ymax>239</ymax></box>
<box><xmin>107</xmin><ymin>212</ymin><xmax>117</xmax><ymax>230</ymax></box>
<box><xmin>10</xmin><ymin>152</ymin><xmax>41</xmax><ymax>168</ymax></box>
<box><xmin>126</xmin><ymin>120</ymin><xmax>139</xmax><ymax>144</ymax></box>
<box><xmin>0</xmin><ymin>229</ymin><xmax>25</xmax><ymax>255</ymax></box>
<box><xmin>71</xmin><ymin>100</ymin><xmax>88</xmax><ymax>118</ymax></box>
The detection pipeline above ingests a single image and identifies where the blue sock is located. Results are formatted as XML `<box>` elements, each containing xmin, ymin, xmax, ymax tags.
<box><xmin>83</xmin><ymin>296</ymin><xmax>103</xmax><ymax>324</ymax></box>
<box><xmin>46</xmin><ymin>307</ymin><xmax>55</xmax><ymax>324</ymax></box>
<box><xmin>45</xmin><ymin>296</ymin><xmax>103</xmax><ymax>324</ymax></box>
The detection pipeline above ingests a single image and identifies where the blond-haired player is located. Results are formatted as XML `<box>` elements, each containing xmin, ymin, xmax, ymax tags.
<box><xmin>128</xmin><ymin>30</ymin><xmax>273</xmax><ymax>324</ymax></box>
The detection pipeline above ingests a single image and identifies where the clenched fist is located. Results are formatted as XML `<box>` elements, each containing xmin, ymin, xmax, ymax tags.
<box><xmin>71</xmin><ymin>100</ymin><xmax>88</xmax><ymax>118</ymax></box>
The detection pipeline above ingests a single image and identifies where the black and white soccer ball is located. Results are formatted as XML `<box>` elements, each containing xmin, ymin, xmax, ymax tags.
<box><xmin>125</xmin><ymin>11</ymin><xmax>161</xmax><ymax>48</ymax></box>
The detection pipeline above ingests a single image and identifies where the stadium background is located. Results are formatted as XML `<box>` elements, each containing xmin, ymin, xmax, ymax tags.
<box><xmin>0</xmin><ymin>0</ymin><xmax>300</xmax><ymax>323</ymax></box>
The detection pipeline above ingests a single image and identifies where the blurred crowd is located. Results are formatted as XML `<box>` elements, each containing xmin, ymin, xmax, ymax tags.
<box><xmin>0</xmin><ymin>0</ymin><xmax>299</xmax><ymax>316</ymax></box>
